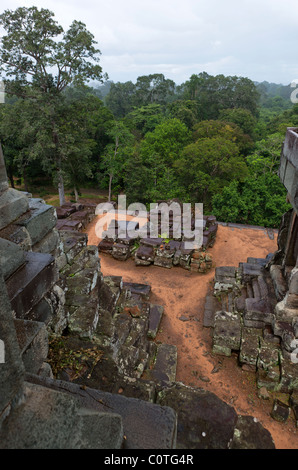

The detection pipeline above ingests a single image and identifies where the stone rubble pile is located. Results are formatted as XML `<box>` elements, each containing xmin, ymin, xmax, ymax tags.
<box><xmin>204</xmin><ymin>252</ymin><xmax>298</xmax><ymax>424</ymax></box>
<box><xmin>98</xmin><ymin>211</ymin><xmax>218</xmax><ymax>273</ymax></box>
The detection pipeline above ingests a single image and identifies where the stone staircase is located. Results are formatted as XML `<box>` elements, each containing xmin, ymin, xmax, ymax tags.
<box><xmin>91</xmin><ymin>273</ymin><xmax>178</xmax><ymax>385</ymax></box>
<box><xmin>205</xmin><ymin>254</ymin><xmax>298</xmax><ymax>407</ymax></box>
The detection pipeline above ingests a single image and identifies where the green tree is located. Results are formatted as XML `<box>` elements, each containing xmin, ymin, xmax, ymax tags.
<box><xmin>140</xmin><ymin>118</ymin><xmax>191</xmax><ymax>166</ymax></box>
<box><xmin>218</xmin><ymin>108</ymin><xmax>257</xmax><ymax>139</ymax></box>
<box><xmin>105</xmin><ymin>81</ymin><xmax>136</xmax><ymax>118</ymax></box>
<box><xmin>211</xmin><ymin>132</ymin><xmax>291</xmax><ymax>227</ymax></box>
<box><xmin>175</xmin><ymin>137</ymin><xmax>248</xmax><ymax>206</ymax></box>
<box><xmin>166</xmin><ymin>100</ymin><xmax>198</xmax><ymax>128</ymax></box>
<box><xmin>0</xmin><ymin>6</ymin><xmax>106</xmax><ymax>205</ymax></box>
<box><xmin>134</xmin><ymin>74</ymin><xmax>176</xmax><ymax>107</ymax></box>
<box><xmin>212</xmin><ymin>175</ymin><xmax>290</xmax><ymax>228</ymax></box>
<box><xmin>182</xmin><ymin>72</ymin><xmax>259</xmax><ymax>120</ymax></box>
<box><xmin>124</xmin><ymin>104</ymin><xmax>165</xmax><ymax>138</ymax></box>
<box><xmin>192</xmin><ymin>120</ymin><xmax>254</xmax><ymax>155</ymax></box>
<box><xmin>101</xmin><ymin>121</ymin><xmax>134</xmax><ymax>201</ymax></box>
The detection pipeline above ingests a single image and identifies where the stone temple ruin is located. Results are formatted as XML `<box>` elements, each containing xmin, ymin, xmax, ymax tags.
<box><xmin>98</xmin><ymin>208</ymin><xmax>218</xmax><ymax>274</ymax></box>
<box><xmin>205</xmin><ymin>127</ymin><xmax>298</xmax><ymax>424</ymax></box>
<box><xmin>0</xmin><ymin>125</ymin><xmax>297</xmax><ymax>448</ymax></box>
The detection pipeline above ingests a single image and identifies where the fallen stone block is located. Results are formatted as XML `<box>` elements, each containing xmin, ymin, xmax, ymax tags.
<box><xmin>239</xmin><ymin>328</ymin><xmax>262</xmax><ymax>369</ymax></box>
<box><xmin>98</xmin><ymin>239</ymin><xmax>114</xmax><ymax>253</ymax></box>
<box><xmin>229</xmin><ymin>416</ymin><xmax>275</xmax><ymax>449</ymax></box>
<box><xmin>257</xmin><ymin>367</ymin><xmax>281</xmax><ymax>391</ymax></box>
<box><xmin>290</xmin><ymin>392</ymin><xmax>298</xmax><ymax>427</ymax></box>
<box><xmin>212</xmin><ymin>311</ymin><xmax>242</xmax><ymax>357</ymax></box>
<box><xmin>135</xmin><ymin>245</ymin><xmax>155</xmax><ymax>265</ymax></box>
<box><xmin>279</xmin><ymin>358</ymin><xmax>298</xmax><ymax>393</ymax></box>
<box><xmin>57</xmin><ymin>220</ymin><xmax>82</xmax><ymax>231</ymax></box>
<box><xmin>154</xmin><ymin>247</ymin><xmax>174</xmax><ymax>269</ymax></box>
<box><xmin>112</xmin><ymin>243</ymin><xmax>131</xmax><ymax>261</ymax></box>
<box><xmin>215</xmin><ymin>266</ymin><xmax>237</xmax><ymax>284</ymax></box>
<box><xmin>56</xmin><ymin>206</ymin><xmax>76</xmax><ymax>219</ymax></box>
<box><xmin>257</xmin><ymin>339</ymin><xmax>281</xmax><ymax>371</ymax></box>
<box><xmin>270</xmin><ymin>399</ymin><xmax>290</xmax><ymax>423</ymax></box>
<box><xmin>148</xmin><ymin>304</ymin><xmax>164</xmax><ymax>339</ymax></box>
<box><xmin>150</xmin><ymin>343</ymin><xmax>177</xmax><ymax>383</ymax></box>
<box><xmin>122</xmin><ymin>282</ymin><xmax>151</xmax><ymax>300</ymax></box>
<box><xmin>68</xmin><ymin>298</ymin><xmax>99</xmax><ymax>339</ymax></box>
<box><xmin>59</xmin><ymin>231</ymin><xmax>88</xmax><ymax>265</ymax></box>
<box><xmin>156</xmin><ymin>382</ymin><xmax>238</xmax><ymax>449</ymax></box>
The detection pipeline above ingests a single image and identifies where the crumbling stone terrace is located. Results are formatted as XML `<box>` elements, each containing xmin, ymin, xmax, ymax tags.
<box><xmin>0</xmin><ymin>140</ymin><xmax>278</xmax><ymax>449</ymax></box>
<box><xmin>97</xmin><ymin>204</ymin><xmax>218</xmax><ymax>274</ymax></box>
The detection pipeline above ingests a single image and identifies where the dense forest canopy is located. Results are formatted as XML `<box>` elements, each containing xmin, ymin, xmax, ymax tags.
<box><xmin>0</xmin><ymin>6</ymin><xmax>296</xmax><ymax>227</ymax></box>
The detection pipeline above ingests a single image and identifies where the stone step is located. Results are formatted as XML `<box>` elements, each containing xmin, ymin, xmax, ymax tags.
<box><xmin>25</xmin><ymin>374</ymin><xmax>177</xmax><ymax>449</ymax></box>
<box><xmin>5</xmin><ymin>252</ymin><xmax>58</xmax><ymax>319</ymax></box>
<box><xmin>256</xmin><ymin>275</ymin><xmax>269</xmax><ymax>299</ymax></box>
<box><xmin>122</xmin><ymin>282</ymin><xmax>151</xmax><ymax>300</ymax></box>
<box><xmin>221</xmin><ymin>291</ymin><xmax>234</xmax><ymax>312</ymax></box>
<box><xmin>252</xmin><ymin>279</ymin><xmax>261</xmax><ymax>300</ymax></box>
<box><xmin>246</xmin><ymin>257</ymin><xmax>269</xmax><ymax>267</ymax></box>
<box><xmin>98</xmin><ymin>275</ymin><xmax>122</xmax><ymax>315</ymax></box>
<box><xmin>149</xmin><ymin>343</ymin><xmax>178</xmax><ymax>383</ymax></box>
<box><xmin>67</xmin><ymin>290</ymin><xmax>100</xmax><ymax>340</ymax></box>
<box><xmin>0</xmin><ymin>237</ymin><xmax>26</xmax><ymax>280</ymax></box>
<box><xmin>0</xmin><ymin>187</ymin><xmax>29</xmax><ymax>231</ymax></box>
<box><xmin>0</xmin><ymin>380</ymin><xmax>124</xmax><ymax>449</ymax></box>
<box><xmin>242</xmin><ymin>263</ymin><xmax>264</xmax><ymax>283</ymax></box>
<box><xmin>244</xmin><ymin>298</ymin><xmax>274</xmax><ymax>329</ymax></box>
<box><xmin>156</xmin><ymin>382</ymin><xmax>275</xmax><ymax>449</ymax></box>
<box><xmin>15</xmin><ymin>198</ymin><xmax>57</xmax><ymax>247</ymax></box>
<box><xmin>59</xmin><ymin>230</ymin><xmax>88</xmax><ymax>265</ymax></box>
<box><xmin>14</xmin><ymin>319</ymin><xmax>48</xmax><ymax>375</ymax></box>
<box><xmin>246</xmin><ymin>282</ymin><xmax>254</xmax><ymax>299</ymax></box>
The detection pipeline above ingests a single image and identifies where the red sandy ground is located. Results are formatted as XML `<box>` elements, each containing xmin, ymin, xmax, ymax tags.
<box><xmin>85</xmin><ymin>216</ymin><xmax>298</xmax><ymax>450</ymax></box>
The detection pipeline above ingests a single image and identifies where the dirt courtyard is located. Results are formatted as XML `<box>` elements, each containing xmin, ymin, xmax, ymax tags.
<box><xmin>85</xmin><ymin>217</ymin><xmax>298</xmax><ymax>450</ymax></box>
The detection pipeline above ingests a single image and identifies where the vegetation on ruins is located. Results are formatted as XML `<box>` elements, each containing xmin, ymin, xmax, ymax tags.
<box><xmin>0</xmin><ymin>6</ymin><xmax>296</xmax><ymax>227</ymax></box>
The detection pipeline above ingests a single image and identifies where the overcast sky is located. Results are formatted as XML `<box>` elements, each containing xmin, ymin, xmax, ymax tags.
<box><xmin>1</xmin><ymin>0</ymin><xmax>298</xmax><ymax>86</ymax></box>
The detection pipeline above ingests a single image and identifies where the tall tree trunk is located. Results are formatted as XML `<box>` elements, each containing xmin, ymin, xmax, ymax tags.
<box><xmin>58</xmin><ymin>170</ymin><xmax>66</xmax><ymax>206</ymax></box>
<box><xmin>74</xmin><ymin>186</ymin><xmax>79</xmax><ymax>202</ymax></box>
<box><xmin>7</xmin><ymin>166</ymin><xmax>15</xmax><ymax>188</ymax></box>
<box><xmin>51</xmin><ymin>120</ymin><xmax>66</xmax><ymax>206</ymax></box>
<box><xmin>23</xmin><ymin>167</ymin><xmax>29</xmax><ymax>193</ymax></box>
<box><xmin>108</xmin><ymin>173</ymin><xmax>113</xmax><ymax>202</ymax></box>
